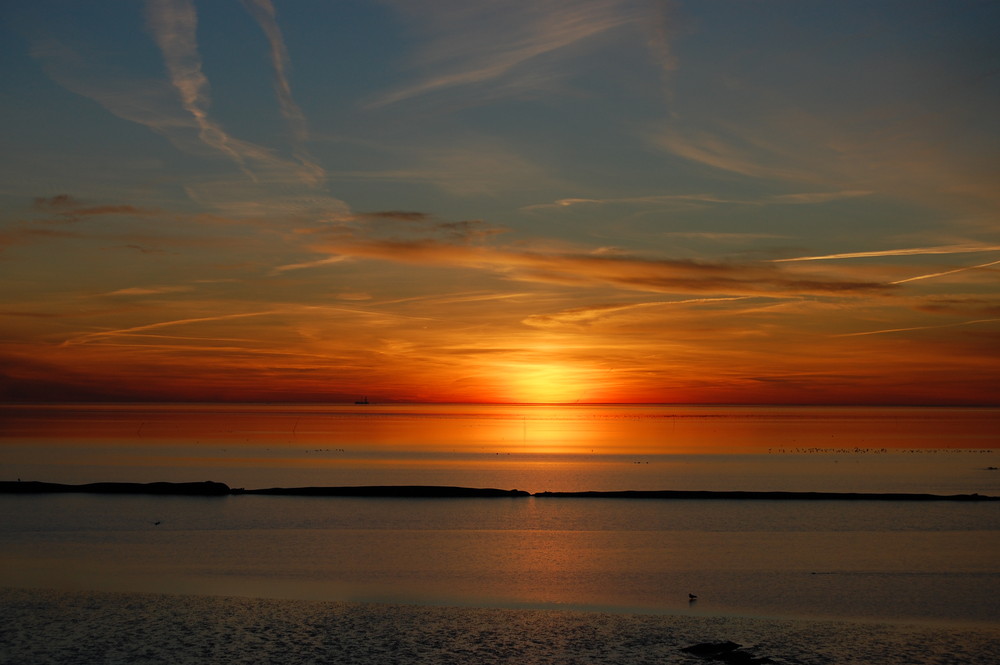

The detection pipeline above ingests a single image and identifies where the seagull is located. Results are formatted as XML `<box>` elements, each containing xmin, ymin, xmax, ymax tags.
<box><xmin>153</xmin><ymin>521</ymin><xmax>161</xmax><ymax>526</ymax></box>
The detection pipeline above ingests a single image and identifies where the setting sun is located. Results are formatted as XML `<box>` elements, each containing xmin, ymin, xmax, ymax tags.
<box><xmin>498</xmin><ymin>362</ymin><xmax>596</xmax><ymax>404</ymax></box>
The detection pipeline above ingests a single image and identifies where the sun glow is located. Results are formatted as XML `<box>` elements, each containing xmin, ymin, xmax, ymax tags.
<box><xmin>502</xmin><ymin>362</ymin><xmax>600</xmax><ymax>404</ymax></box>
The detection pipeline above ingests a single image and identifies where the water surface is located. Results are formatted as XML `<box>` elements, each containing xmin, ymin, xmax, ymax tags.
<box><xmin>1</xmin><ymin>404</ymin><xmax>998</xmax><ymax>626</ymax></box>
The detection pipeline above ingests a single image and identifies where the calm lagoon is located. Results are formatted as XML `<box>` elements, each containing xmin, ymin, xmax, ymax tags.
<box><xmin>2</xmin><ymin>404</ymin><xmax>998</xmax><ymax>626</ymax></box>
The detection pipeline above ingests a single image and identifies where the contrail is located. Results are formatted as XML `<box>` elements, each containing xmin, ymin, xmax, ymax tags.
<box><xmin>890</xmin><ymin>258</ymin><xmax>1000</xmax><ymax>284</ymax></box>
<box><xmin>774</xmin><ymin>244</ymin><xmax>1000</xmax><ymax>262</ymax></box>
<box><xmin>146</xmin><ymin>0</ymin><xmax>256</xmax><ymax>180</ymax></box>
<box><xmin>240</xmin><ymin>0</ymin><xmax>325</xmax><ymax>186</ymax></box>
<box><xmin>835</xmin><ymin>318</ymin><xmax>1000</xmax><ymax>337</ymax></box>
<box><xmin>62</xmin><ymin>310</ymin><xmax>283</xmax><ymax>346</ymax></box>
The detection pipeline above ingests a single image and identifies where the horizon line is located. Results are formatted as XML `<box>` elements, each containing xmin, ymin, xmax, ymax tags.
<box><xmin>3</xmin><ymin>400</ymin><xmax>1000</xmax><ymax>408</ymax></box>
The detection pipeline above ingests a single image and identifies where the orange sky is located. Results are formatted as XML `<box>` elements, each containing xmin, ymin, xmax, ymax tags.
<box><xmin>1</xmin><ymin>1</ymin><xmax>998</xmax><ymax>405</ymax></box>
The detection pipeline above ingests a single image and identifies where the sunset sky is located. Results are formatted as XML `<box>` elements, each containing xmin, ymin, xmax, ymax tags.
<box><xmin>1</xmin><ymin>0</ymin><xmax>998</xmax><ymax>405</ymax></box>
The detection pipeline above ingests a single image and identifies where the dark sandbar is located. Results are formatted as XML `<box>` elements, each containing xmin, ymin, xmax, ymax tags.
<box><xmin>0</xmin><ymin>480</ymin><xmax>230</xmax><ymax>496</ymax></box>
<box><xmin>238</xmin><ymin>485</ymin><xmax>529</xmax><ymax>498</ymax></box>
<box><xmin>533</xmin><ymin>489</ymin><xmax>999</xmax><ymax>501</ymax></box>
<box><xmin>1</xmin><ymin>481</ymin><xmax>995</xmax><ymax>501</ymax></box>
<box><xmin>0</xmin><ymin>481</ymin><xmax>526</xmax><ymax>498</ymax></box>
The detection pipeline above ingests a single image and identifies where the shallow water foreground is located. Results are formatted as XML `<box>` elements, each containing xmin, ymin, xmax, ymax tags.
<box><xmin>2</xmin><ymin>587</ymin><xmax>997</xmax><ymax>665</ymax></box>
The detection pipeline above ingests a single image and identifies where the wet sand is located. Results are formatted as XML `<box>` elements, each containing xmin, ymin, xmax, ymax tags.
<box><xmin>2</xmin><ymin>587</ymin><xmax>997</xmax><ymax>664</ymax></box>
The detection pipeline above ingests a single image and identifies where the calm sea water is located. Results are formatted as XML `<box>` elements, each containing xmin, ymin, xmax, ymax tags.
<box><xmin>1</xmin><ymin>404</ymin><xmax>998</xmax><ymax>626</ymax></box>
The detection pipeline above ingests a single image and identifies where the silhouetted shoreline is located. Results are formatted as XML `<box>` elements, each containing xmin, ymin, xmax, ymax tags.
<box><xmin>0</xmin><ymin>480</ymin><xmax>231</xmax><ymax>496</ymax></box>
<box><xmin>2</xmin><ymin>481</ymin><xmax>997</xmax><ymax>501</ymax></box>
<box><xmin>238</xmin><ymin>485</ymin><xmax>529</xmax><ymax>498</ymax></box>
<box><xmin>533</xmin><ymin>489</ymin><xmax>999</xmax><ymax>501</ymax></box>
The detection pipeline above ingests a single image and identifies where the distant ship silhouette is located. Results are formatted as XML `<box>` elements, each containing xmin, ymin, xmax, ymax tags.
<box><xmin>355</xmin><ymin>396</ymin><xmax>370</xmax><ymax>404</ymax></box>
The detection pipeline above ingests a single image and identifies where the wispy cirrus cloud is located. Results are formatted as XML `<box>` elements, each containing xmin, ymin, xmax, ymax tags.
<box><xmin>891</xmin><ymin>258</ymin><xmax>1000</xmax><ymax>285</ymax></box>
<box><xmin>656</xmin><ymin>127</ymin><xmax>812</xmax><ymax>183</ymax></box>
<box><xmin>774</xmin><ymin>244</ymin><xmax>1000</xmax><ymax>263</ymax></box>
<box><xmin>371</xmin><ymin>0</ymin><xmax>643</xmax><ymax>107</ymax></box>
<box><xmin>115</xmin><ymin>244</ymin><xmax>169</xmax><ymax>254</ymax></box>
<box><xmin>275</xmin><ymin>213</ymin><xmax>504</xmax><ymax>274</ymax></box>
<box><xmin>104</xmin><ymin>286</ymin><xmax>194</xmax><ymax>296</ymax></box>
<box><xmin>522</xmin><ymin>194</ymin><xmax>733</xmax><ymax>211</ymax></box>
<box><xmin>661</xmin><ymin>232</ymin><xmax>788</xmax><ymax>241</ymax></box>
<box><xmin>60</xmin><ymin>310</ymin><xmax>285</xmax><ymax>347</ymax></box>
<box><xmin>313</xmin><ymin>231</ymin><xmax>891</xmax><ymax>298</ymax></box>
<box><xmin>60</xmin><ymin>304</ymin><xmax>437</xmax><ymax>349</ymax></box>
<box><xmin>523</xmin><ymin>190</ymin><xmax>871</xmax><ymax>211</ymax></box>
<box><xmin>835</xmin><ymin>318</ymin><xmax>1000</xmax><ymax>338</ymax></box>
<box><xmin>145</xmin><ymin>0</ymin><xmax>255</xmax><ymax>179</ymax></box>
<box><xmin>33</xmin><ymin>1</ymin><xmax>331</xmax><ymax>195</ymax></box>
<box><xmin>33</xmin><ymin>194</ymin><xmax>161</xmax><ymax>222</ymax></box>
<box><xmin>768</xmin><ymin>191</ymin><xmax>872</xmax><ymax>204</ymax></box>
<box><xmin>523</xmin><ymin>297</ymin><xmax>752</xmax><ymax>328</ymax></box>
<box><xmin>329</xmin><ymin>137</ymin><xmax>565</xmax><ymax>196</ymax></box>
<box><xmin>239</xmin><ymin>0</ymin><xmax>325</xmax><ymax>186</ymax></box>
<box><xmin>269</xmin><ymin>255</ymin><xmax>352</xmax><ymax>275</ymax></box>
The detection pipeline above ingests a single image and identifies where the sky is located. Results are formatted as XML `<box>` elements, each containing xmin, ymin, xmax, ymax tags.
<box><xmin>1</xmin><ymin>0</ymin><xmax>998</xmax><ymax>405</ymax></box>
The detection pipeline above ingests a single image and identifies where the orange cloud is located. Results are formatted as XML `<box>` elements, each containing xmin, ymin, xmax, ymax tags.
<box><xmin>315</xmin><ymin>236</ymin><xmax>892</xmax><ymax>298</ymax></box>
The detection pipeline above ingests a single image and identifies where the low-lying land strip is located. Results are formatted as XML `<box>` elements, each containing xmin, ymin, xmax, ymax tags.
<box><xmin>1</xmin><ymin>481</ymin><xmax>996</xmax><ymax>501</ymax></box>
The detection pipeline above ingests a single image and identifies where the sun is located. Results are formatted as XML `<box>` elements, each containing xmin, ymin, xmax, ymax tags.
<box><xmin>503</xmin><ymin>362</ymin><xmax>598</xmax><ymax>404</ymax></box>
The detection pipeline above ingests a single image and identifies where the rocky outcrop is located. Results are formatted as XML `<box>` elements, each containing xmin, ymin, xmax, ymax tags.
<box><xmin>681</xmin><ymin>641</ymin><xmax>773</xmax><ymax>664</ymax></box>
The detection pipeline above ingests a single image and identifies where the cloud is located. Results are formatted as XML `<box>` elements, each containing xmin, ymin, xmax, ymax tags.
<box><xmin>523</xmin><ymin>297</ymin><xmax>751</xmax><ymax>328</ymax></box>
<box><xmin>116</xmin><ymin>244</ymin><xmax>168</xmax><ymax>254</ymax></box>
<box><xmin>768</xmin><ymin>190</ymin><xmax>872</xmax><ymax>204</ymax></box>
<box><xmin>59</xmin><ymin>304</ymin><xmax>438</xmax><ymax>350</ymax></box>
<box><xmin>835</xmin><ymin>318</ymin><xmax>1000</xmax><ymax>338</ymax></box>
<box><xmin>31</xmin><ymin>36</ymin><xmax>200</xmax><ymax>137</ymax></box>
<box><xmin>522</xmin><ymin>194</ymin><xmax>735</xmax><ymax>210</ymax></box>
<box><xmin>239</xmin><ymin>0</ymin><xmax>325</xmax><ymax>186</ymax></box>
<box><xmin>33</xmin><ymin>194</ymin><xmax>80</xmax><ymax>209</ymax></box>
<box><xmin>375</xmin><ymin>291</ymin><xmax>531</xmax><ymax>307</ymax></box>
<box><xmin>354</xmin><ymin>211</ymin><xmax>431</xmax><ymax>222</ymax></box>
<box><xmin>336</xmin><ymin>291</ymin><xmax>373</xmax><ymax>301</ymax></box>
<box><xmin>60</xmin><ymin>310</ymin><xmax>286</xmax><ymax>347</ymax></box>
<box><xmin>104</xmin><ymin>286</ymin><xmax>194</xmax><ymax>296</ymax></box>
<box><xmin>370</xmin><ymin>0</ymin><xmax>642</xmax><ymax>107</ymax></box>
<box><xmin>32</xmin><ymin>194</ymin><xmax>161</xmax><ymax>223</ymax></box>
<box><xmin>314</xmin><ymin>233</ymin><xmax>892</xmax><ymax>298</ymax></box>
<box><xmin>145</xmin><ymin>0</ymin><xmax>255</xmax><ymax>178</ymax></box>
<box><xmin>332</xmin><ymin>211</ymin><xmax>507</xmax><ymax>243</ymax></box>
<box><xmin>656</xmin><ymin>127</ymin><xmax>811</xmax><ymax>182</ymax></box>
<box><xmin>32</xmin><ymin>5</ymin><xmax>330</xmax><ymax>193</ymax></box>
<box><xmin>660</xmin><ymin>232</ymin><xmax>788</xmax><ymax>241</ymax></box>
<box><xmin>891</xmin><ymin>258</ymin><xmax>1000</xmax><ymax>285</ymax></box>
<box><xmin>330</xmin><ymin>138</ymin><xmax>565</xmax><ymax>196</ymax></box>
<box><xmin>774</xmin><ymin>244</ymin><xmax>1000</xmax><ymax>263</ymax></box>
<box><xmin>180</xmin><ymin>177</ymin><xmax>350</xmax><ymax>220</ymax></box>
<box><xmin>913</xmin><ymin>297</ymin><xmax>1000</xmax><ymax>317</ymax></box>
<box><xmin>269</xmin><ymin>255</ymin><xmax>352</xmax><ymax>275</ymax></box>
<box><xmin>522</xmin><ymin>190</ymin><xmax>871</xmax><ymax>211</ymax></box>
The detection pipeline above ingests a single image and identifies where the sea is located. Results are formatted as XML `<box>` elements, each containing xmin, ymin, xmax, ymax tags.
<box><xmin>1</xmin><ymin>403</ymin><xmax>998</xmax><ymax>628</ymax></box>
